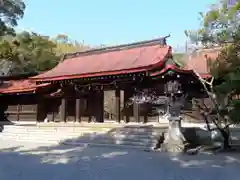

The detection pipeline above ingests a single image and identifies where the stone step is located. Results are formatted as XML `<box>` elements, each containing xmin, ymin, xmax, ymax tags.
<box><xmin>61</xmin><ymin>141</ymin><xmax>152</xmax><ymax>151</ymax></box>
<box><xmin>1</xmin><ymin>136</ymin><xmax>156</xmax><ymax>149</ymax></box>
<box><xmin>1</xmin><ymin>131</ymin><xmax>157</xmax><ymax>143</ymax></box>
<box><xmin>3</xmin><ymin>124</ymin><xmax>167</xmax><ymax>131</ymax></box>
<box><xmin>63</xmin><ymin>138</ymin><xmax>155</xmax><ymax>147</ymax></box>
<box><xmin>1</xmin><ymin>136</ymin><xmax>59</xmax><ymax>144</ymax></box>
<box><xmin>1</xmin><ymin>128</ymin><xmax>160</xmax><ymax>136</ymax></box>
<box><xmin>2</xmin><ymin>126</ymin><xmax>165</xmax><ymax>133</ymax></box>
<box><xmin>1</xmin><ymin>131</ymin><xmax>159</xmax><ymax>142</ymax></box>
<box><xmin>2</xmin><ymin>127</ymin><xmax>165</xmax><ymax>137</ymax></box>
<box><xmin>0</xmin><ymin>124</ymin><xmax>163</xmax><ymax>149</ymax></box>
<box><xmin>1</xmin><ymin>134</ymin><xmax>156</xmax><ymax>148</ymax></box>
<box><xmin>2</xmin><ymin>134</ymin><xmax>153</xmax><ymax>150</ymax></box>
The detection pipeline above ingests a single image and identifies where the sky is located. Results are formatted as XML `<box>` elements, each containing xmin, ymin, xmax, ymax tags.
<box><xmin>17</xmin><ymin>0</ymin><xmax>217</xmax><ymax>52</ymax></box>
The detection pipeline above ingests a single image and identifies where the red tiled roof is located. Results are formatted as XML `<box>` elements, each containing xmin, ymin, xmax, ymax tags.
<box><xmin>31</xmin><ymin>39</ymin><xmax>172</xmax><ymax>81</ymax></box>
<box><xmin>184</xmin><ymin>48</ymin><xmax>221</xmax><ymax>77</ymax></box>
<box><xmin>0</xmin><ymin>80</ymin><xmax>50</xmax><ymax>94</ymax></box>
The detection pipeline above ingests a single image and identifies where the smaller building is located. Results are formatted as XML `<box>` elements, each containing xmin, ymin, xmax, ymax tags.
<box><xmin>185</xmin><ymin>47</ymin><xmax>221</xmax><ymax>77</ymax></box>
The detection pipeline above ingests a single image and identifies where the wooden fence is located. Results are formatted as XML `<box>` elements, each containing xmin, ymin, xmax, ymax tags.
<box><xmin>7</xmin><ymin>105</ymin><xmax>37</xmax><ymax>121</ymax></box>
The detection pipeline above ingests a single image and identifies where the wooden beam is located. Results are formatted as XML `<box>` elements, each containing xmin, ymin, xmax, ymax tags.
<box><xmin>16</xmin><ymin>104</ymin><xmax>20</xmax><ymax>122</ymax></box>
<box><xmin>123</xmin><ymin>89</ymin><xmax>131</xmax><ymax>123</ymax></box>
<box><xmin>75</xmin><ymin>98</ymin><xmax>81</xmax><ymax>122</ymax></box>
<box><xmin>60</xmin><ymin>98</ymin><xmax>67</xmax><ymax>122</ymax></box>
<box><xmin>115</xmin><ymin>89</ymin><xmax>121</xmax><ymax>123</ymax></box>
<box><xmin>143</xmin><ymin>115</ymin><xmax>148</xmax><ymax>123</ymax></box>
<box><xmin>95</xmin><ymin>91</ymin><xmax>104</xmax><ymax>123</ymax></box>
<box><xmin>50</xmin><ymin>111</ymin><xmax>55</xmax><ymax>122</ymax></box>
<box><xmin>133</xmin><ymin>102</ymin><xmax>140</xmax><ymax>123</ymax></box>
<box><xmin>36</xmin><ymin>99</ymin><xmax>45</xmax><ymax>122</ymax></box>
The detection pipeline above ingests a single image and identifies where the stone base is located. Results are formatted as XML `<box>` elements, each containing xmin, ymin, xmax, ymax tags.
<box><xmin>161</xmin><ymin>142</ymin><xmax>185</xmax><ymax>153</ymax></box>
<box><xmin>161</xmin><ymin>120</ymin><xmax>186</xmax><ymax>153</ymax></box>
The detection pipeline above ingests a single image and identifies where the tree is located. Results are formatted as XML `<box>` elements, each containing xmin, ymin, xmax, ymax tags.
<box><xmin>0</xmin><ymin>0</ymin><xmax>25</xmax><ymax>36</ymax></box>
<box><xmin>173</xmin><ymin>53</ymin><xmax>187</xmax><ymax>67</ymax></box>
<box><xmin>185</xmin><ymin>0</ymin><xmax>240</xmax><ymax>149</ymax></box>
<box><xmin>53</xmin><ymin>34</ymin><xmax>90</xmax><ymax>55</ymax></box>
<box><xmin>0</xmin><ymin>31</ymin><xmax>59</xmax><ymax>75</ymax></box>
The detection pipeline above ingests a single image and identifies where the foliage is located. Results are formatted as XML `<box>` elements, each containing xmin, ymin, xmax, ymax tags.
<box><xmin>53</xmin><ymin>34</ymin><xmax>91</xmax><ymax>55</ymax></box>
<box><xmin>0</xmin><ymin>0</ymin><xmax>25</xmax><ymax>36</ymax></box>
<box><xmin>211</xmin><ymin>34</ymin><xmax>240</xmax><ymax>124</ymax></box>
<box><xmin>185</xmin><ymin>0</ymin><xmax>240</xmax><ymax>148</ymax></box>
<box><xmin>0</xmin><ymin>0</ymin><xmax>59</xmax><ymax>74</ymax></box>
<box><xmin>185</xmin><ymin>0</ymin><xmax>240</xmax><ymax>46</ymax></box>
<box><xmin>172</xmin><ymin>53</ymin><xmax>186</xmax><ymax>67</ymax></box>
<box><xmin>0</xmin><ymin>31</ymin><xmax>59</xmax><ymax>74</ymax></box>
<box><xmin>0</xmin><ymin>31</ymin><xmax>95</xmax><ymax>75</ymax></box>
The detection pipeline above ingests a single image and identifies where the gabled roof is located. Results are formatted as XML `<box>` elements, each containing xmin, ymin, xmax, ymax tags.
<box><xmin>31</xmin><ymin>36</ymin><xmax>172</xmax><ymax>81</ymax></box>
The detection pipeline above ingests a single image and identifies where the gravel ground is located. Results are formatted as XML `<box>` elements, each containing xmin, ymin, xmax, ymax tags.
<box><xmin>0</xmin><ymin>139</ymin><xmax>239</xmax><ymax>180</ymax></box>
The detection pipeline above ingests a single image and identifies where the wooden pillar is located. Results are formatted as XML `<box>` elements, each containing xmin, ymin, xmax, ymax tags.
<box><xmin>75</xmin><ymin>98</ymin><xmax>81</xmax><ymax>122</ymax></box>
<box><xmin>143</xmin><ymin>104</ymin><xmax>148</xmax><ymax>123</ymax></box>
<box><xmin>37</xmin><ymin>99</ymin><xmax>45</xmax><ymax>122</ymax></box>
<box><xmin>124</xmin><ymin>89</ymin><xmax>131</xmax><ymax>123</ymax></box>
<box><xmin>50</xmin><ymin>112</ymin><xmax>55</xmax><ymax>122</ymax></box>
<box><xmin>46</xmin><ymin>99</ymin><xmax>55</xmax><ymax>122</ymax></box>
<box><xmin>60</xmin><ymin>98</ymin><xmax>67</xmax><ymax>122</ymax></box>
<box><xmin>95</xmin><ymin>91</ymin><xmax>104</xmax><ymax>123</ymax></box>
<box><xmin>16</xmin><ymin>104</ymin><xmax>20</xmax><ymax>122</ymax></box>
<box><xmin>133</xmin><ymin>102</ymin><xmax>140</xmax><ymax>123</ymax></box>
<box><xmin>143</xmin><ymin>114</ymin><xmax>148</xmax><ymax>123</ymax></box>
<box><xmin>87</xmin><ymin>93</ymin><xmax>93</xmax><ymax>123</ymax></box>
<box><xmin>115</xmin><ymin>89</ymin><xmax>121</xmax><ymax>123</ymax></box>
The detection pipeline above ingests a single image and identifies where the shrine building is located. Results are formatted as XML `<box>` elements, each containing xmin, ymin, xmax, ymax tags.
<box><xmin>0</xmin><ymin>36</ymin><xmax>206</xmax><ymax>124</ymax></box>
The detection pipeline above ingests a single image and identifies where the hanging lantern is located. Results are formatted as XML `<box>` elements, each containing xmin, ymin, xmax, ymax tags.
<box><xmin>165</xmin><ymin>80</ymin><xmax>181</xmax><ymax>94</ymax></box>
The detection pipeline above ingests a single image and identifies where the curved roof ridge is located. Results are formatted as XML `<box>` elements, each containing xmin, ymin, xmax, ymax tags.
<box><xmin>63</xmin><ymin>35</ymin><xmax>170</xmax><ymax>60</ymax></box>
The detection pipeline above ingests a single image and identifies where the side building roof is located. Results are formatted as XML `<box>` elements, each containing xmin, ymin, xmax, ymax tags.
<box><xmin>0</xmin><ymin>80</ymin><xmax>50</xmax><ymax>94</ymax></box>
<box><xmin>184</xmin><ymin>47</ymin><xmax>221</xmax><ymax>77</ymax></box>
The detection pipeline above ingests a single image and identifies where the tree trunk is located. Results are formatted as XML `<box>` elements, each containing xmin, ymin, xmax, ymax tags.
<box><xmin>220</xmin><ymin>128</ymin><xmax>231</xmax><ymax>149</ymax></box>
<box><xmin>212</xmin><ymin>126</ymin><xmax>231</xmax><ymax>150</ymax></box>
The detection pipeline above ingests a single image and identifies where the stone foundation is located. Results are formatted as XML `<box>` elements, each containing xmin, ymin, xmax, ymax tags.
<box><xmin>161</xmin><ymin>120</ymin><xmax>186</xmax><ymax>153</ymax></box>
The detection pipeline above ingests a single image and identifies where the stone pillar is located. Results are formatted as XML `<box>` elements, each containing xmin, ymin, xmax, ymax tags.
<box><xmin>162</xmin><ymin>94</ymin><xmax>186</xmax><ymax>153</ymax></box>
<box><xmin>95</xmin><ymin>91</ymin><xmax>104</xmax><ymax>123</ymax></box>
<box><xmin>115</xmin><ymin>89</ymin><xmax>121</xmax><ymax>123</ymax></box>
<box><xmin>75</xmin><ymin>98</ymin><xmax>81</xmax><ymax>122</ymax></box>
<box><xmin>162</xmin><ymin>117</ymin><xmax>185</xmax><ymax>152</ymax></box>
<box><xmin>60</xmin><ymin>98</ymin><xmax>67</xmax><ymax>122</ymax></box>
